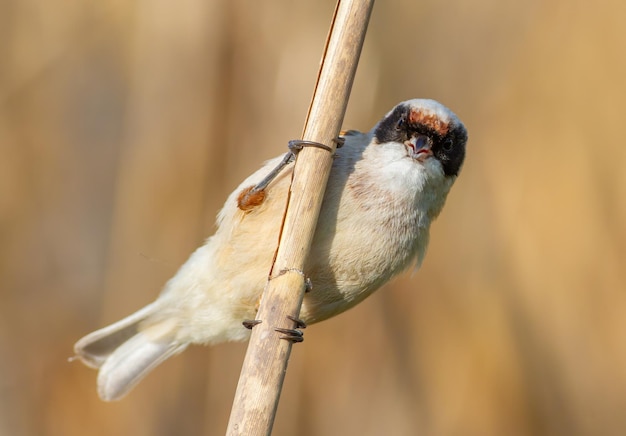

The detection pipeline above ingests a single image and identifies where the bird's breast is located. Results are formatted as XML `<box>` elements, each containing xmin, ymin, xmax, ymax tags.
<box><xmin>300</xmin><ymin>163</ymin><xmax>428</xmax><ymax>323</ymax></box>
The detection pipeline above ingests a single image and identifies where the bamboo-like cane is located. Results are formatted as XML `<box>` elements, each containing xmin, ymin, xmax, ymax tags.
<box><xmin>225</xmin><ymin>1</ymin><xmax>374</xmax><ymax>435</ymax></box>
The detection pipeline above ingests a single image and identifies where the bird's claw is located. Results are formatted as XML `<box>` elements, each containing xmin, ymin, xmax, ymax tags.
<box><xmin>242</xmin><ymin>319</ymin><xmax>262</xmax><ymax>330</ymax></box>
<box><xmin>275</xmin><ymin>315</ymin><xmax>307</xmax><ymax>343</ymax></box>
<box><xmin>275</xmin><ymin>327</ymin><xmax>304</xmax><ymax>343</ymax></box>
<box><xmin>286</xmin><ymin>315</ymin><xmax>307</xmax><ymax>329</ymax></box>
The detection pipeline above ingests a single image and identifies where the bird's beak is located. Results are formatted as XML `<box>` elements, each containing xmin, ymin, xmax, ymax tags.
<box><xmin>406</xmin><ymin>135</ymin><xmax>433</xmax><ymax>162</ymax></box>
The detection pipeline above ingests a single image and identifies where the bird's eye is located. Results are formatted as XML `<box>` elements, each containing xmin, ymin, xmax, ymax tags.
<box><xmin>396</xmin><ymin>116</ymin><xmax>406</xmax><ymax>130</ymax></box>
<box><xmin>442</xmin><ymin>140</ymin><xmax>453</xmax><ymax>152</ymax></box>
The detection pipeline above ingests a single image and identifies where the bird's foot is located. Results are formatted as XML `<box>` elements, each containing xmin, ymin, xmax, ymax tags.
<box><xmin>275</xmin><ymin>315</ymin><xmax>307</xmax><ymax>343</ymax></box>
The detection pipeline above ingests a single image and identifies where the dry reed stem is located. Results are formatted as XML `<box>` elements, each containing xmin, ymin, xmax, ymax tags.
<box><xmin>225</xmin><ymin>1</ymin><xmax>375</xmax><ymax>434</ymax></box>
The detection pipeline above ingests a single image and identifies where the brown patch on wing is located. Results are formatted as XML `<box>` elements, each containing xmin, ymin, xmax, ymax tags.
<box><xmin>409</xmin><ymin>109</ymin><xmax>449</xmax><ymax>136</ymax></box>
<box><xmin>237</xmin><ymin>185</ymin><xmax>266</xmax><ymax>211</ymax></box>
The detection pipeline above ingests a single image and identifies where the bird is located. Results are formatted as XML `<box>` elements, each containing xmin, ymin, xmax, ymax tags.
<box><xmin>73</xmin><ymin>98</ymin><xmax>468</xmax><ymax>401</ymax></box>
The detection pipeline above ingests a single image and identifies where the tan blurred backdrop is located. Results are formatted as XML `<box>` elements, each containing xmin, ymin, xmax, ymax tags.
<box><xmin>1</xmin><ymin>0</ymin><xmax>625</xmax><ymax>435</ymax></box>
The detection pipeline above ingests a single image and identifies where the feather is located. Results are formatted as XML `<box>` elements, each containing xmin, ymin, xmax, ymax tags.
<box><xmin>73</xmin><ymin>303</ymin><xmax>186</xmax><ymax>401</ymax></box>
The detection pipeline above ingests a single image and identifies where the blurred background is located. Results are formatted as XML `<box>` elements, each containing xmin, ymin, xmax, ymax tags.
<box><xmin>2</xmin><ymin>0</ymin><xmax>625</xmax><ymax>435</ymax></box>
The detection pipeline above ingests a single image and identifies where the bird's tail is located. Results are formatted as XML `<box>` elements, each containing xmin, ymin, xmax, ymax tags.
<box><xmin>73</xmin><ymin>303</ymin><xmax>187</xmax><ymax>401</ymax></box>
